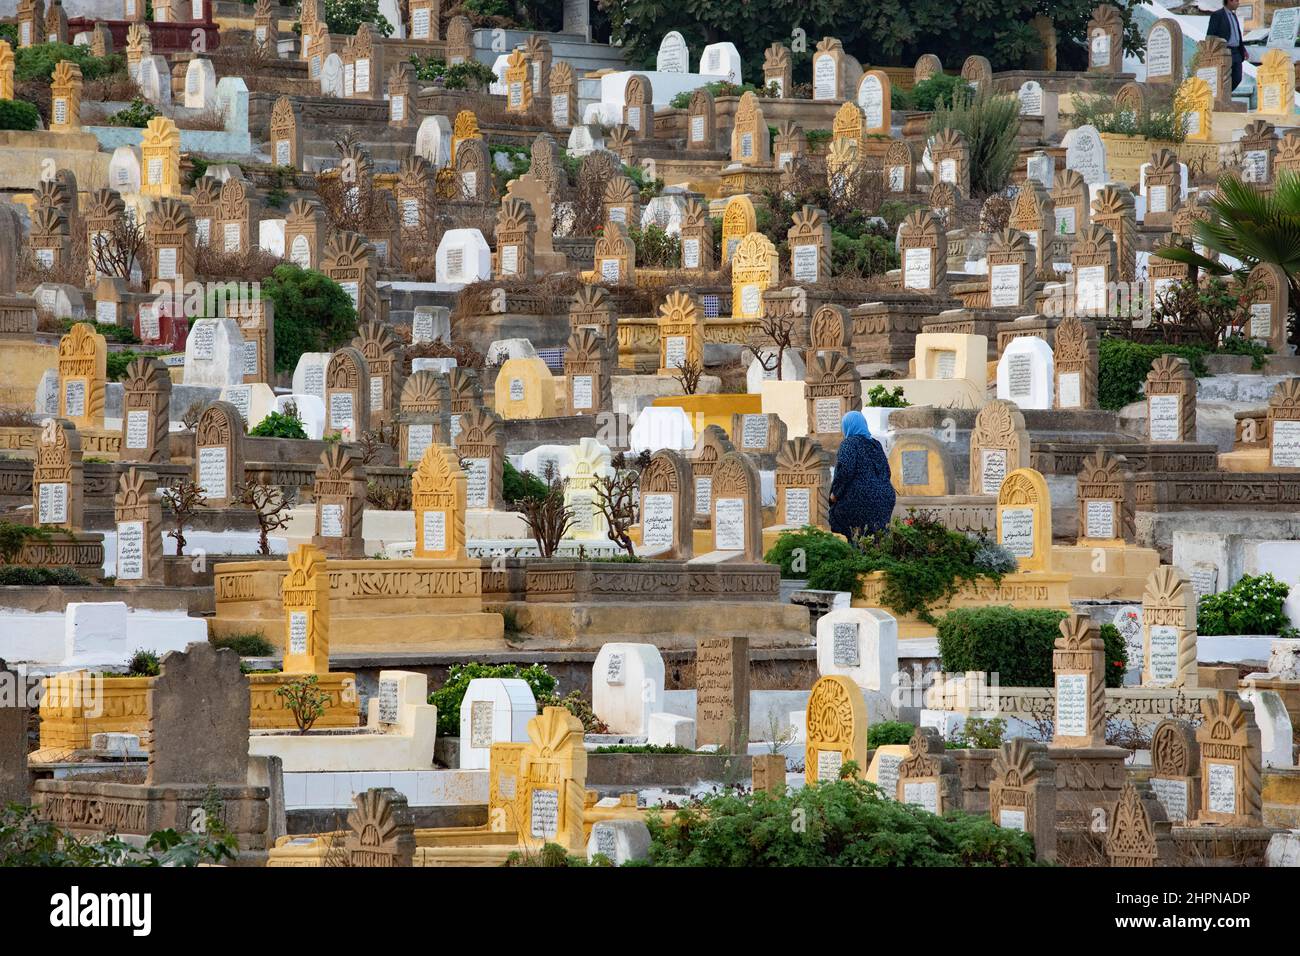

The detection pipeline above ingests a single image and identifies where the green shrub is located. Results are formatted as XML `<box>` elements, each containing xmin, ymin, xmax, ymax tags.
<box><xmin>830</xmin><ymin>229</ymin><xmax>898</xmax><ymax>277</ymax></box>
<box><xmin>407</xmin><ymin>54</ymin><xmax>497</xmax><ymax>89</ymax></box>
<box><xmin>804</xmin><ymin>128</ymin><xmax>834</xmax><ymax>150</ymax></box>
<box><xmin>14</xmin><ymin>43</ymin><xmax>123</xmax><ymax>82</ymax></box>
<box><xmin>1070</xmin><ymin>91</ymin><xmax>1186</xmax><ymax>143</ymax></box>
<box><xmin>867</xmin><ymin>721</ymin><xmax>915</xmax><ymax>747</ymax></box>
<box><xmin>668</xmin><ymin>80</ymin><xmax>766</xmax><ymax>109</ymax></box>
<box><xmin>248</xmin><ymin>410</ymin><xmax>307</xmax><ymax>440</ymax></box>
<box><xmin>430</xmin><ymin>662</ymin><xmax>558</xmax><ymax>736</ymax></box>
<box><xmin>261</xmin><ymin>265</ymin><xmax>358</xmax><ymax>373</ymax></box>
<box><xmin>212</xmin><ymin>633</ymin><xmax>275</xmax><ymax>656</ymax></box>
<box><xmin>928</xmin><ymin>87</ymin><xmax>1022</xmax><ymax>195</ymax></box>
<box><xmin>127</xmin><ymin>649</ymin><xmax>161</xmax><ymax>677</ymax></box>
<box><xmin>1198</xmin><ymin>573</ymin><xmax>1297</xmax><ymax>637</ymax></box>
<box><xmin>0</xmin><ymin>522</ymin><xmax>52</xmax><ymax>562</ymax></box>
<box><xmin>1097</xmin><ymin>338</ymin><xmax>1208</xmax><ymax>410</ymax></box>
<box><xmin>763</xmin><ymin>526</ymin><xmax>856</xmax><ymax>580</ymax></box>
<box><xmin>639</xmin><ymin>776</ymin><xmax>1038</xmax><ymax>866</ymax></box>
<box><xmin>0</xmin><ymin>566</ymin><xmax>91</xmax><ymax>586</ymax></box>
<box><xmin>502</xmin><ymin>458</ymin><xmax>549</xmax><ymax>504</ymax></box>
<box><xmin>894</xmin><ymin>73</ymin><xmax>966</xmax><ymax>112</ymax></box>
<box><xmin>947</xmin><ymin>716</ymin><xmax>1006</xmax><ymax>749</ymax></box>
<box><xmin>105</xmin><ymin>97</ymin><xmax>158</xmax><ymax>128</ymax></box>
<box><xmin>105</xmin><ymin>349</ymin><xmax>147</xmax><ymax>382</ymax></box>
<box><xmin>539</xmin><ymin>689</ymin><xmax>609</xmax><ymax>733</ymax></box>
<box><xmin>0</xmin><ymin>99</ymin><xmax>40</xmax><ymax>131</ymax></box>
<box><xmin>938</xmin><ymin>607</ymin><xmax>1127</xmax><ymax>688</ymax></box>
<box><xmin>630</xmin><ymin>224</ymin><xmax>681</xmax><ymax>269</ymax></box>
<box><xmin>865</xmin><ymin>384</ymin><xmax>909</xmax><ymax>408</ymax></box>
<box><xmin>852</xmin><ymin>513</ymin><xmax>1006</xmax><ymax>623</ymax></box>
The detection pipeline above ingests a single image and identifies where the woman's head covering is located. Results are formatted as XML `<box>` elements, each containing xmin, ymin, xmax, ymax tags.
<box><xmin>841</xmin><ymin>410</ymin><xmax>871</xmax><ymax>438</ymax></box>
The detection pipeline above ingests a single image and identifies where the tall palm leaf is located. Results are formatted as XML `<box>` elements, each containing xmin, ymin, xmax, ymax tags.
<box><xmin>1156</xmin><ymin>171</ymin><xmax>1300</xmax><ymax>345</ymax></box>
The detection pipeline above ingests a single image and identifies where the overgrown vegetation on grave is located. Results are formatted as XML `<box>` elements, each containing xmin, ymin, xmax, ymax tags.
<box><xmin>0</xmin><ymin>795</ymin><xmax>237</xmax><ymax>867</ymax></box>
<box><xmin>765</xmin><ymin>515</ymin><xmax>1017</xmax><ymax>624</ymax></box>
<box><xmin>636</xmin><ymin>773</ymin><xmax>1039</xmax><ymax>867</ymax></box>
<box><xmin>1197</xmin><ymin>573</ymin><xmax>1298</xmax><ymax>638</ymax></box>
<box><xmin>937</xmin><ymin>607</ymin><xmax>1128</xmax><ymax>688</ymax></box>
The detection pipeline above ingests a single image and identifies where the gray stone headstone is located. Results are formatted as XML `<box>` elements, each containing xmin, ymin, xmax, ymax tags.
<box><xmin>147</xmin><ymin>642</ymin><xmax>250</xmax><ymax>786</ymax></box>
<box><xmin>0</xmin><ymin>660</ymin><xmax>28</xmax><ymax>806</ymax></box>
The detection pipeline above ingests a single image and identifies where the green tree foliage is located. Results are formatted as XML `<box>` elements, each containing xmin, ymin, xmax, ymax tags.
<box><xmin>323</xmin><ymin>0</ymin><xmax>394</xmax><ymax>37</ymax></box>
<box><xmin>938</xmin><ymin>607</ymin><xmax>1128</xmax><ymax>688</ymax></box>
<box><xmin>260</xmin><ymin>265</ymin><xmax>359</xmax><ymax>373</ymax></box>
<box><xmin>639</xmin><ymin>776</ymin><xmax>1038</xmax><ymax>866</ymax></box>
<box><xmin>597</xmin><ymin>0</ymin><xmax>1139</xmax><ymax>81</ymax></box>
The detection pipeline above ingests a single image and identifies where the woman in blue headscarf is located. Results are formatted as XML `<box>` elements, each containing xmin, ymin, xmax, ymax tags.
<box><xmin>829</xmin><ymin>410</ymin><xmax>895</xmax><ymax>539</ymax></box>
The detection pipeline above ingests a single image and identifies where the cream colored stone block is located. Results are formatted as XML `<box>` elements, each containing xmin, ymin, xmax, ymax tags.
<box><xmin>761</xmin><ymin>379</ymin><xmax>811</xmax><ymax>437</ymax></box>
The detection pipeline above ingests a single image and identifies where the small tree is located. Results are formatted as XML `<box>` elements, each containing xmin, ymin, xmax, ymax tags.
<box><xmin>673</xmin><ymin>357</ymin><xmax>704</xmax><ymax>395</ymax></box>
<box><xmin>88</xmin><ymin>214</ymin><xmax>149</xmax><ymax>282</ymax></box>
<box><xmin>744</xmin><ymin>311</ymin><xmax>796</xmax><ymax>381</ymax></box>
<box><xmin>593</xmin><ymin>452</ymin><xmax>643</xmax><ymax>558</ymax></box>
<box><xmin>162</xmin><ymin>478</ymin><xmax>207</xmax><ymax>556</ymax></box>
<box><xmin>517</xmin><ymin>462</ymin><xmax>575</xmax><ymax>558</ymax></box>
<box><xmin>235</xmin><ymin>482</ymin><xmax>294</xmax><ymax>556</ymax></box>
<box><xmin>275</xmin><ymin>675</ymin><xmax>331</xmax><ymax>734</ymax></box>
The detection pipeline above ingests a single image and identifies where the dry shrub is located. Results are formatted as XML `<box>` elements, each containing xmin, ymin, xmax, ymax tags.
<box><xmin>194</xmin><ymin>243</ymin><xmax>286</xmax><ymax>282</ymax></box>
<box><xmin>449</xmin><ymin>274</ymin><xmax>580</xmax><ymax>324</ymax></box>
<box><xmin>0</xmin><ymin>406</ymin><xmax>36</xmax><ymax>427</ymax></box>
<box><xmin>85</xmin><ymin>72</ymin><xmax>142</xmax><ymax>103</ymax></box>
<box><xmin>405</xmin><ymin>339</ymin><xmax>486</xmax><ymax>373</ymax></box>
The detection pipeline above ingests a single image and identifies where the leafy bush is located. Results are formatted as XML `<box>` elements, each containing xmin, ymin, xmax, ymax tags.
<box><xmin>0</xmin><ymin>522</ymin><xmax>52</xmax><ymax>563</ymax></box>
<box><xmin>105</xmin><ymin>97</ymin><xmax>158</xmax><ymax>128</ymax></box>
<box><xmin>0</xmin><ymin>99</ymin><xmax>39</xmax><ymax>131</ymax></box>
<box><xmin>430</xmin><ymin>662</ymin><xmax>558</xmax><ymax>736</ymax></box>
<box><xmin>539</xmin><ymin>689</ymin><xmax>609</xmax><ymax>733</ymax></box>
<box><xmin>0</xmin><ymin>566</ymin><xmax>89</xmax><ymax>586</ymax></box>
<box><xmin>1070</xmin><ymin>91</ymin><xmax>1186</xmax><ymax>143</ymax></box>
<box><xmin>14</xmin><ymin>43</ymin><xmax>122</xmax><ymax>82</ymax></box>
<box><xmin>408</xmin><ymin>55</ymin><xmax>497</xmax><ymax>90</ymax></box>
<box><xmin>212</xmin><ymin>633</ymin><xmax>275</xmax><ymax>656</ymax></box>
<box><xmin>938</xmin><ymin>607</ymin><xmax>1127</xmax><ymax>688</ymax></box>
<box><xmin>893</xmin><ymin>73</ymin><xmax>966</xmax><ymax>112</ymax></box>
<box><xmin>928</xmin><ymin>87</ymin><xmax>1022</xmax><ymax>196</ymax></box>
<box><xmin>126</xmin><ymin>648</ymin><xmax>161</xmax><ymax>677</ymax></box>
<box><xmin>248</xmin><ymin>410</ymin><xmax>308</xmax><ymax>440</ymax></box>
<box><xmin>1097</xmin><ymin>337</ymin><xmax>1207</xmax><ymax>410</ymax></box>
<box><xmin>764</xmin><ymin>525</ymin><xmax>856</xmax><ymax>580</ymax></box>
<box><xmin>630</xmin><ymin>224</ymin><xmax>681</xmax><ymax>269</ymax></box>
<box><xmin>323</xmin><ymin>0</ymin><xmax>394</xmax><ymax>37</ymax></box>
<box><xmin>639</xmin><ymin>776</ymin><xmax>1038</xmax><ymax>866</ymax></box>
<box><xmin>260</xmin><ymin>265</ymin><xmax>358</xmax><ymax>373</ymax></box>
<box><xmin>865</xmin><ymin>384</ymin><xmax>909</xmax><ymax>408</ymax></box>
<box><xmin>591</xmin><ymin>744</ymin><xmax>697</xmax><ymax>754</ymax></box>
<box><xmin>867</xmin><ymin>721</ymin><xmax>915</xmax><ymax>747</ymax></box>
<box><xmin>668</xmin><ymin>79</ymin><xmax>768</xmax><ymax>109</ymax></box>
<box><xmin>0</xmin><ymin>798</ymin><xmax>236</xmax><ymax>867</ymax></box>
<box><xmin>1198</xmin><ymin>573</ymin><xmax>1297</xmax><ymax>637</ymax></box>
<box><xmin>105</xmin><ymin>349</ymin><xmax>147</xmax><ymax>382</ymax></box>
<box><xmin>856</xmin><ymin>513</ymin><xmax>1005</xmax><ymax>623</ymax></box>
<box><xmin>947</xmin><ymin>716</ymin><xmax>1006</xmax><ymax>749</ymax></box>
<box><xmin>830</xmin><ymin>229</ymin><xmax>897</xmax><ymax>277</ymax></box>
<box><xmin>502</xmin><ymin>458</ymin><xmax>549</xmax><ymax>504</ymax></box>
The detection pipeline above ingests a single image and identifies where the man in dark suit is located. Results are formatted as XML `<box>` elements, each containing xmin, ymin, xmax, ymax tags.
<box><xmin>1207</xmin><ymin>0</ymin><xmax>1246</xmax><ymax>92</ymax></box>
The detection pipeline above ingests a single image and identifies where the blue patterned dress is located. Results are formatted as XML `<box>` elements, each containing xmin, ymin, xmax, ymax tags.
<box><xmin>829</xmin><ymin>435</ymin><xmax>895</xmax><ymax>538</ymax></box>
